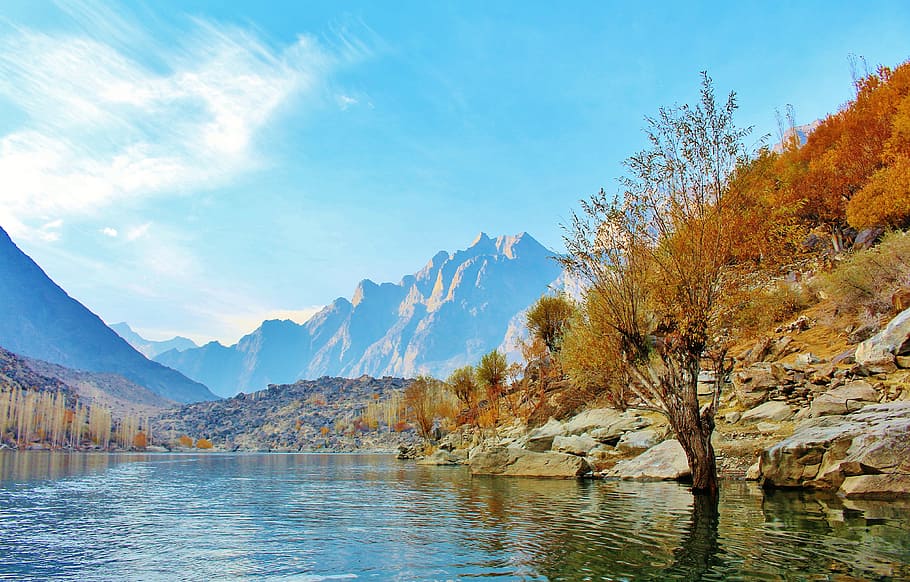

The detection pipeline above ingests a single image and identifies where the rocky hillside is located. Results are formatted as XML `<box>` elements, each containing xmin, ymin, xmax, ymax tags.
<box><xmin>109</xmin><ymin>322</ymin><xmax>197</xmax><ymax>359</ymax></box>
<box><xmin>0</xmin><ymin>226</ymin><xmax>217</xmax><ymax>403</ymax></box>
<box><xmin>153</xmin><ymin>376</ymin><xmax>420</xmax><ymax>452</ymax></box>
<box><xmin>1</xmin><ymin>346</ymin><xmax>175</xmax><ymax>419</ymax></box>
<box><xmin>157</xmin><ymin>232</ymin><xmax>563</xmax><ymax>396</ymax></box>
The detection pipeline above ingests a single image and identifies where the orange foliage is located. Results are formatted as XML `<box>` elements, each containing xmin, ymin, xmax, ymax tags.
<box><xmin>768</xmin><ymin>60</ymin><xmax>910</xmax><ymax>232</ymax></box>
<box><xmin>132</xmin><ymin>431</ymin><xmax>147</xmax><ymax>449</ymax></box>
<box><xmin>195</xmin><ymin>438</ymin><xmax>213</xmax><ymax>449</ymax></box>
<box><xmin>177</xmin><ymin>435</ymin><xmax>193</xmax><ymax>448</ymax></box>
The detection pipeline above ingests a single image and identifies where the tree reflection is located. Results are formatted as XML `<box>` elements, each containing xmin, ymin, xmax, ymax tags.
<box><xmin>664</xmin><ymin>493</ymin><xmax>722</xmax><ymax>581</ymax></box>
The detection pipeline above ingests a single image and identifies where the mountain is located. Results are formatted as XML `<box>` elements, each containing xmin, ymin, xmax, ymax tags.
<box><xmin>0</xmin><ymin>226</ymin><xmax>217</xmax><ymax>403</ymax></box>
<box><xmin>157</xmin><ymin>232</ymin><xmax>564</xmax><ymax>396</ymax></box>
<box><xmin>110</xmin><ymin>322</ymin><xmax>198</xmax><ymax>359</ymax></box>
<box><xmin>1</xmin><ymin>346</ymin><xmax>175</xmax><ymax>419</ymax></box>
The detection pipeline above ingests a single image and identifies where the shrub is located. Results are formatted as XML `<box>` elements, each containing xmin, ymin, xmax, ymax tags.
<box><xmin>195</xmin><ymin>438</ymin><xmax>213</xmax><ymax>449</ymax></box>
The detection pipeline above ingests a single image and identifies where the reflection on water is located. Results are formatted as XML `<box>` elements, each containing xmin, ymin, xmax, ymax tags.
<box><xmin>0</xmin><ymin>452</ymin><xmax>908</xmax><ymax>580</ymax></box>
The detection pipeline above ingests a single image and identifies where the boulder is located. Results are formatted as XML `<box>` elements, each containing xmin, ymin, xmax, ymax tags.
<box><xmin>469</xmin><ymin>447</ymin><xmax>592</xmax><ymax>478</ymax></box>
<box><xmin>761</xmin><ymin>402</ymin><xmax>910</xmax><ymax>497</ymax></box>
<box><xmin>741</xmin><ymin>401</ymin><xmax>794</xmax><ymax>423</ymax></box>
<box><xmin>551</xmin><ymin>434</ymin><xmax>598</xmax><ymax>456</ymax></box>
<box><xmin>732</xmin><ymin>363</ymin><xmax>784</xmax><ymax>408</ymax></box>
<box><xmin>615</xmin><ymin>428</ymin><xmax>661</xmax><ymax>454</ymax></box>
<box><xmin>563</xmin><ymin>408</ymin><xmax>623</xmax><ymax>435</ymax></box>
<box><xmin>579</xmin><ymin>410</ymin><xmax>650</xmax><ymax>444</ymax></box>
<box><xmin>724</xmin><ymin>411</ymin><xmax>741</xmax><ymax>424</ymax></box>
<box><xmin>855</xmin><ymin>307</ymin><xmax>910</xmax><ymax>373</ymax></box>
<box><xmin>417</xmin><ymin>450</ymin><xmax>459</xmax><ymax>465</ymax></box>
<box><xmin>840</xmin><ymin>474</ymin><xmax>910</xmax><ymax>499</ymax></box>
<box><xmin>606</xmin><ymin>439</ymin><xmax>690</xmax><ymax>481</ymax></box>
<box><xmin>518</xmin><ymin>418</ymin><xmax>565</xmax><ymax>452</ymax></box>
<box><xmin>808</xmin><ymin>381</ymin><xmax>879</xmax><ymax>417</ymax></box>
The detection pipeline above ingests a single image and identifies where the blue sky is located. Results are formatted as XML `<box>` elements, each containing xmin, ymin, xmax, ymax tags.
<box><xmin>1</xmin><ymin>1</ymin><xmax>908</xmax><ymax>345</ymax></box>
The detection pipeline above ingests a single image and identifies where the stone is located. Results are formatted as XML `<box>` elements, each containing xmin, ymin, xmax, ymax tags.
<box><xmin>808</xmin><ymin>381</ymin><xmax>879</xmax><ymax>417</ymax></box>
<box><xmin>518</xmin><ymin>418</ymin><xmax>565</xmax><ymax>452</ymax></box>
<box><xmin>840</xmin><ymin>474</ymin><xmax>910</xmax><ymax>499</ymax></box>
<box><xmin>469</xmin><ymin>447</ymin><xmax>592</xmax><ymax>478</ymax></box>
<box><xmin>724</xmin><ymin>411</ymin><xmax>741</xmax><ymax>424</ymax></box>
<box><xmin>893</xmin><ymin>288</ymin><xmax>910</xmax><ymax>313</ymax></box>
<box><xmin>582</xmin><ymin>411</ymin><xmax>650</xmax><ymax>444</ymax></box>
<box><xmin>615</xmin><ymin>429</ymin><xmax>661</xmax><ymax>454</ymax></box>
<box><xmin>756</xmin><ymin>422</ymin><xmax>781</xmax><ymax>433</ymax></box>
<box><xmin>831</xmin><ymin>348</ymin><xmax>856</xmax><ymax>365</ymax></box>
<box><xmin>852</xmin><ymin>226</ymin><xmax>885</xmax><ymax>251</ymax></box>
<box><xmin>732</xmin><ymin>363</ymin><xmax>782</xmax><ymax>408</ymax></box>
<box><xmin>417</xmin><ymin>450</ymin><xmax>459</xmax><ymax>465</ymax></box>
<box><xmin>761</xmin><ymin>402</ymin><xmax>910</xmax><ymax>494</ymax></box>
<box><xmin>856</xmin><ymin>307</ymin><xmax>910</xmax><ymax>373</ymax></box>
<box><xmin>741</xmin><ymin>401</ymin><xmax>794</xmax><ymax>423</ymax></box>
<box><xmin>897</xmin><ymin>355</ymin><xmax>910</xmax><ymax>369</ymax></box>
<box><xmin>606</xmin><ymin>439</ymin><xmax>690</xmax><ymax>481</ymax></box>
<box><xmin>551</xmin><ymin>434</ymin><xmax>598</xmax><ymax>456</ymax></box>
<box><xmin>795</xmin><ymin>352</ymin><xmax>820</xmax><ymax>368</ymax></box>
<box><xmin>745</xmin><ymin>461</ymin><xmax>761</xmax><ymax>481</ymax></box>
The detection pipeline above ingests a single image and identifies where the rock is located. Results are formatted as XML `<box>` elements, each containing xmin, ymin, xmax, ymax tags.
<box><xmin>795</xmin><ymin>352</ymin><xmax>820</xmax><ymax>367</ymax></box>
<box><xmin>808</xmin><ymin>381</ymin><xmax>879</xmax><ymax>417</ymax></box>
<box><xmin>761</xmin><ymin>402</ymin><xmax>910</xmax><ymax>495</ymax></box>
<box><xmin>582</xmin><ymin>411</ymin><xmax>650</xmax><ymax>444</ymax></box>
<box><xmin>469</xmin><ymin>447</ymin><xmax>592</xmax><ymax>478</ymax></box>
<box><xmin>840</xmin><ymin>474</ymin><xmax>910</xmax><ymax>499</ymax></box>
<box><xmin>606</xmin><ymin>439</ymin><xmax>690</xmax><ymax>481</ymax></box>
<box><xmin>856</xmin><ymin>307</ymin><xmax>910</xmax><ymax>373</ymax></box>
<box><xmin>832</xmin><ymin>348</ymin><xmax>857</xmax><ymax>365</ymax></box>
<box><xmin>732</xmin><ymin>363</ymin><xmax>783</xmax><ymax>408</ymax></box>
<box><xmin>417</xmin><ymin>450</ymin><xmax>459</xmax><ymax>465</ymax></box>
<box><xmin>551</xmin><ymin>434</ymin><xmax>598</xmax><ymax>456</ymax></box>
<box><xmin>746</xmin><ymin>461</ymin><xmax>761</xmax><ymax>481</ymax></box>
<box><xmin>756</xmin><ymin>422</ymin><xmax>781</xmax><ymax>433</ymax></box>
<box><xmin>852</xmin><ymin>226</ymin><xmax>885</xmax><ymax>251</ymax></box>
<box><xmin>741</xmin><ymin>336</ymin><xmax>797</xmax><ymax>365</ymax></box>
<box><xmin>724</xmin><ymin>411</ymin><xmax>742</xmax><ymax>424</ymax></box>
<box><xmin>518</xmin><ymin>418</ymin><xmax>565</xmax><ymax>452</ymax></box>
<box><xmin>897</xmin><ymin>355</ymin><xmax>910</xmax><ymax>369</ymax></box>
<box><xmin>563</xmin><ymin>408</ymin><xmax>621</xmax><ymax>435</ymax></box>
<box><xmin>397</xmin><ymin>444</ymin><xmax>421</xmax><ymax>459</ymax></box>
<box><xmin>741</xmin><ymin>401</ymin><xmax>794</xmax><ymax>423</ymax></box>
<box><xmin>616</xmin><ymin>429</ymin><xmax>661</xmax><ymax>454</ymax></box>
<box><xmin>893</xmin><ymin>288</ymin><xmax>910</xmax><ymax>313</ymax></box>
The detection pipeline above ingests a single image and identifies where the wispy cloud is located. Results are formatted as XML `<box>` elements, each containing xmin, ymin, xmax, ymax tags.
<box><xmin>100</xmin><ymin>227</ymin><xmax>119</xmax><ymax>237</ymax></box>
<box><xmin>0</xmin><ymin>1</ymin><xmax>362</xmax><ymax>241</ymax></box>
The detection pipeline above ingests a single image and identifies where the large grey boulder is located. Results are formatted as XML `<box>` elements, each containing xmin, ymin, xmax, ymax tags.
<box><xmin>808</xmin><ymin>381</ymin><xmax>879</xmax><ymax>418</ymax></box>
<box><xmin>584</xmin><ymin>411</ymin><xmax>650</xmax><ymax>444</ymax></box>
<box><xmin>606</xmin><ymin>439</ymin><xmax>690</xmax><ymax>481</ymax></box>
<box><xmin>741</xmin><ymin>401</ymin><xmax>793</xmax><ymax>423</ymax></box>
<box><xmin>563</xmin><ymin>408</ymin><xmax>624</xmax><ymax>435</ymax></box>
<box><xmin>761</xmin><ymin>402</ymin><xmax>910</xmax><ymax>498</ymax></box>
<box><xmin>551</xmin><ymin>434</ymin><xmax>598</xmax><ymax>456</ymax></box>
<box><xmin>470</xmin><ymin>447</ymin><xmax>592</xmax><ymax>478</ymax></box>
<box><xmin>856</xmin><ymin>307</ymin><xmax>910</xmax><ymax>373</ymax></box>
<box><xmin>516</xmin><ymin>418</ymin><xmax>565</xmax><ymax>452</ymax></box>
<box><xmin>616</xmin><ymin>428</ymin><xmax>661</xmax><ymax>454</ymax></box>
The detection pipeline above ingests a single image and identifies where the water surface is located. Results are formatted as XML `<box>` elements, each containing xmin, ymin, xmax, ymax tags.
<box><xmin>0</xmin><ymin>452</ymin><xmax>908</xmax><ymax>580</ymax></box>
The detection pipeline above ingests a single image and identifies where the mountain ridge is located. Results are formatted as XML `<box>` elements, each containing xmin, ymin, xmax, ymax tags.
<box><xmin>0</xmin><ymin>226</ymin><xmax>217</xmax><ymax>403</ymax></box>
<box><xmin>157</xmin><ymin>232</ymin><xmax>563</xmax><ymax>396</ymax></box>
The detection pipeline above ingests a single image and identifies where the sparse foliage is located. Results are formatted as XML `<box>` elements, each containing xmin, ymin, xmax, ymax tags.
<box><xmin>525</xmin><ymin>293</ymin><xmax>575</xmax><ymax>354</ymax></box>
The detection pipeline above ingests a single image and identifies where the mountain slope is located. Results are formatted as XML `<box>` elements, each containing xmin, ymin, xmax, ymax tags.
<box><xmin>157</xmin><ymin>232</ymin><xmax>563</xmax><ymax>396</ymax></box>
<box><xmin>0</xmin><ymin>226</ymin><xmax>217</xmax><ymax>403</ymax></box>
<box><xmin>110</xmin><ymin>322</ymin><xmax>197</xmax><ymax>359</ymax></box>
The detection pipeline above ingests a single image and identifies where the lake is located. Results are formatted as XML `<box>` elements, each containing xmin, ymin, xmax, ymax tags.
<box><xmin>0</xmin><ymin>452</ymin><xmax>908</xmax><ymax>580</ymax></box>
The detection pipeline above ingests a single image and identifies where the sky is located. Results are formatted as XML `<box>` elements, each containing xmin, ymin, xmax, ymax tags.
<box><xmin>1</xmin><ymin>1</ymin><xmax>908</xmax><ymax>346</ymax></box>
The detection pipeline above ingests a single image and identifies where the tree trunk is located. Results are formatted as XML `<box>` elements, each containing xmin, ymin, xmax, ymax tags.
<box><xmin>667</xmin><ymin>374</ymin><xmax>719</xmax><ymax>498</ymax></box>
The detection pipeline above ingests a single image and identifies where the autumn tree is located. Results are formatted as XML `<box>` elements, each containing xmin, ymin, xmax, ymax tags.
<box><xmin>404</xmin><ymin>376</ymin><xmax>440</xmax><ymax>443</ymax></box>
<box><xmin>525</xmin><ymin>293</ymin><xmax>575</xmax><ymax>354</ymax></box>
<box><xmin>562</xmin><ymin>73</ymin><xmax>748</xmax><ymax>497</ymax></box>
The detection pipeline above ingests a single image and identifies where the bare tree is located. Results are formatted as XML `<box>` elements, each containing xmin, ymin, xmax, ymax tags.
<box><xmin>562</xmin><ymin>73</ymin><xmax>750</xmax><ymax>497</ymax></box>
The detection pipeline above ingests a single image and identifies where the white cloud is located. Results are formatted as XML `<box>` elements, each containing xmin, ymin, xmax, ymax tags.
<box><xmin>126</xmin><ymin>222</ymin><xmax>151</xmax><ymax>241</ymax></box>
<box><xmin>0</xmin><ymin>4</ymin><xmax>357</xmax><ymax>240</ymax></box>
<box><xmin>101</xmin><ymin>227</ymin><xmax>119</xmax><ymax>237</ymax></box>
<box><xmin>337</xmin><ymin>94</ymin><xmax>359</xmax><ymax>110</ymax></box>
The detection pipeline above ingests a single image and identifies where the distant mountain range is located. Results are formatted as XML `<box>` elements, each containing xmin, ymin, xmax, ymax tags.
<box><xmin>0</xmin><ymin>226</ymin><xmax>217</xmax><ymax>403</ymax></box>
<box><xmin>110</xmin><ymin>322</ymin><xmax>198</xmax><ymax>359</ymax></box>
<box><xmin>157</xmin><ymin>232</ymin><xmax>564</xmax><ymax>397</ymax></box>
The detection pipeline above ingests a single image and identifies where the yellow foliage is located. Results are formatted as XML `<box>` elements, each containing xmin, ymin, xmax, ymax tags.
<box><xmin>176</xmin><ymin>435</ymin><xmax>193</xmax><ymax>448</ymax></box>
<box><xmin>132</xmin><ymin>431</ymin><xmax>147</xmax><ymax>449</ymax></box>
<box><xmin>195</xmin><ymin>438</ymin><xmax>213</xmax><ymax>449</ymax></box>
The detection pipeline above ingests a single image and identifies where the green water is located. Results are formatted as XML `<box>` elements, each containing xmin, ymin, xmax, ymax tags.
<box><xmin>0</xmin><ymin>452</ymin><xmax>907</xmax><ymax>580</ymax></box>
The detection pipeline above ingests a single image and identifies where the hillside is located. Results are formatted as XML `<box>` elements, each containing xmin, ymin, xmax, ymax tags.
<box><xmin>157</xmin><ymin>232</ymin><xmax>563</xmax><ymax>396</ymax></box>
<box><xmin>0</xmin><ymin>226</ymin><xmax>217</xmax><ymax>403</ymax></box>
<box><xmin>153</xmin><ymin>376</ymin><xmax>418</xmax><ymax>451</ymax></box>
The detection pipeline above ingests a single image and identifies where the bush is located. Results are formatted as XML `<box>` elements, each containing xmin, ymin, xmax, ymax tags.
<box><xmin>818</xmin><ymin>230</ymin><xmax>910</xmax><ymax>317</ymax></box>
<box><xmin>195</xmin><ymin>438</ymin><xmax>213</xmax><ymax>449</ymax></box>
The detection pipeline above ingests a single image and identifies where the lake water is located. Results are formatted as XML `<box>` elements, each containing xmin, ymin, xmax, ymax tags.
<box><xmin>0</xmin><ymin>453</ymin><xmax>908</xmax><ymax>581</ymax></box>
